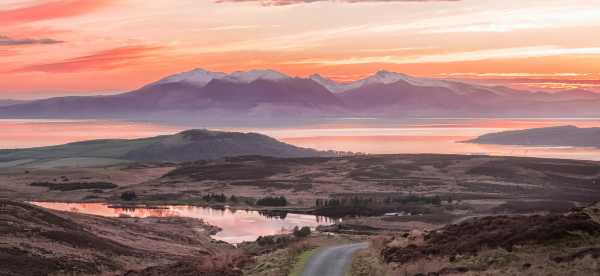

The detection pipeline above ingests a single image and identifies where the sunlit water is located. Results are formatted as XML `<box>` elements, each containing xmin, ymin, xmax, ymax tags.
<box><xmin>30</xmin><ymin>202</ymin><xmax>335</xmax><ymax>244</ymax></box>
<box><xmin>2</xmin><ymin>118</ymin><xmax>600</xmax><ymax>160</ymax></box>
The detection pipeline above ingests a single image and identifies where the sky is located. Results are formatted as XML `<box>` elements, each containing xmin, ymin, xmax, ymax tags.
<box><xmin>1</xmin><ymin>0</ymin><xmax>600</xmax><ymax>99</ymax></box>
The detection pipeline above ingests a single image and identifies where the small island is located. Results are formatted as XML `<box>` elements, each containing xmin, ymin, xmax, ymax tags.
<box><xmin>466</xmin><ymin>125</ymin><xmax>600</xmax><ymax>148</ymax></box>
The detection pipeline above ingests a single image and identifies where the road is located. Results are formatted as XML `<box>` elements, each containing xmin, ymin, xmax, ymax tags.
<box><xmin>302</xmin><ymin>242</ymin><xmax>369</xmax><ymax>276</ymax></box>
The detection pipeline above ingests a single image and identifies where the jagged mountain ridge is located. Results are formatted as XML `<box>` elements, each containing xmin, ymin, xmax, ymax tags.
<box><xmin>0</xmin><ymin>68</ymin><xmax>599</xmax><ymax>119</ymax></box>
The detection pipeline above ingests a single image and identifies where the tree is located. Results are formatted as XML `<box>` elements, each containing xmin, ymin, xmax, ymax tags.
<box><xmin>121</xmin><ymin>191</ymin><xmax>137</xmax><ymax>201</ymax></box>
<box><xmin>432</xmin><ymin>195</ymin><xmax>442</xmax><ymax>206</ymax></box>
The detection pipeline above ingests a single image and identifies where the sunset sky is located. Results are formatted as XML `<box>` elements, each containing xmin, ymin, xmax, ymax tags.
<box><xmin>2</xmin><ymin>0</ymin><xmax>600</xmax><ymax>99</ymax></box>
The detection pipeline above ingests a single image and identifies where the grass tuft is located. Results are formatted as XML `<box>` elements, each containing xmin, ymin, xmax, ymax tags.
<box><xmin>288</xmin><ymin>248</ymin><xmax>317</xmax><ymax>276</ymax></box>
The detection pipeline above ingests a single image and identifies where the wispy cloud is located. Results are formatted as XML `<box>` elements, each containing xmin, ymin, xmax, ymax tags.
<box><xmin>0</xmin><ymin>35</ymin><xmax>63</xmax><ymax>46</ymax></box>
<box><xmin>207</xmin><ymin>24</ymin><xmax>280</xmax><ymax>31</ymax></box>
<box><xmin>437</xmin><ymin>72</ymin><xmax>593</xmax><ymax>78</ymax></box>
<box><xmin>287</xmin><ymin>46</ymin><xmax>600</xmax><ymax>65</ymax></box>
<box><xmin>0</xmin><ymin>0</ymin><xmax>117</xmax><ymax>25</ymax></box>
<box><xmin>14</xmin><ymin>45</ymin><xmax>163</xmax><ymax>73</ymax></box>
<box><xmin>215</xmin><ymin>0</ymin><xmax>459</xmax><ymax>6</ymax></box>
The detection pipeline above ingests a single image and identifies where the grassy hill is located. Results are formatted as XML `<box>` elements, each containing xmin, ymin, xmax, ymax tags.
<box><xmin>0</xmin><ymin>129</ymin><xmax>324</xmax><ymax>166</ymax></box>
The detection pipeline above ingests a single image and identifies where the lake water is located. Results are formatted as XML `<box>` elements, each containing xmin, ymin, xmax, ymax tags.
<box><xmin>30</xmin><ymin>202</ymin><xmax>335</xmax><ymax>244</ymax></box>
<box><xmin>2</xmin><ymin>118</ymin><xmax>600</xmax><ymax>160</ymax></box>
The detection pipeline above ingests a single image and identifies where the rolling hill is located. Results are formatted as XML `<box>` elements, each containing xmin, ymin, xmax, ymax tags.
<box><xmin>0</xmin><ymin>129</ymin><xmax>326</xmax><ymax>165</ymax></box>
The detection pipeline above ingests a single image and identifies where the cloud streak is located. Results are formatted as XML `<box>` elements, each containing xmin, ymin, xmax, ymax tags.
<box><xmin>0</xmin><ymin>35</ymin><xmax>63</xmax><ymax>46</ymax></box>
<box><xmin>15</xmin><ymin>45</ymin><xmax>163</xmax><ymax>73</ymax></box>
<box><xmin>286</xmin><ymin>46</ymin><xmax>600</xmax><ymax>65</ymax></box>
<box><xmin>215</xmin><ymin>0</ymin><xmax>459</xmax><ymax>6</ymax></box>
<box><xmin>0</xmin><ymin>0</ymin><xmax>116</xmax><ymax>25</ymax></box>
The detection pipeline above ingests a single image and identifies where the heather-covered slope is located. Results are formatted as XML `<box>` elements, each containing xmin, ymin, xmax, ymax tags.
<box><xmin>0</xmin><ymin>200</ymin><xmax>233</xmax><ymax>276</ymax></box>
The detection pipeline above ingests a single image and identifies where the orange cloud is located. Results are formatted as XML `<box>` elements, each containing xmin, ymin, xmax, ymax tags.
<box><xmin>0</xmin><ymin>49</ymin><xmax>17</xmax><ymax>56</ymax></box>
<box><xmin>0</xmin><ymin>0</ymin><xmax>117</xmax><ymax>25</ymax></box>
<box><xmin>215</xmin><ymin>0</ymin><xmax>459</xmax><ymax>6</ymax></box>
<box><xmin>15</xmin><ymin>45</ymin><xmax>164</xmax><ymax>73</ymax></box>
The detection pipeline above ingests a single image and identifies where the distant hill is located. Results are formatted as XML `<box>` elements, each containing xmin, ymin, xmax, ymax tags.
<box><xmin>0</xmin><ymin>129</ymin><xmax>326</xmax><ymax>164</ymax></box>
<box><xmin>466</xmin><ymin>126</ymin><xmax>600</xmax><ymax>148</ymax></box>
<box><xmin>0</xmin><ymin>99</ymin><xmax>29</xmax><ymax>107</ymax></box>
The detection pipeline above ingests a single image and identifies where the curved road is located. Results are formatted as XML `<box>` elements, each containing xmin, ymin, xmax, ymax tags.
<box><xmin>302</xmin><ymin>242</ymin><xmax>369</xmax><ymax>276</ymax></box>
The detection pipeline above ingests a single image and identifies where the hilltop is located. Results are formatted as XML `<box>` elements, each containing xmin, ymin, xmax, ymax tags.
<box><xmin>0</xmin><ymin>129</ymin><xmax>326</xmax><ymax>168</ymax></box>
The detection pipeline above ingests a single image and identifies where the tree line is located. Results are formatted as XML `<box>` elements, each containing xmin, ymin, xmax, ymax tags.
<box><xmin>315</xmin><ymin>194</ymin><xmax>444</xmax><ymax>208</ymax></box>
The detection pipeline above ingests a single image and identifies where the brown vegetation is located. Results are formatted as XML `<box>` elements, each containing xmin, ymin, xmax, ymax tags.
<box><xmin>382</xmin><ymin>212</ymin><xmax>600</xmax><ymax>264</ymax></box>
<box><xmin>0</xmin><ymin>200</ymin><xmax>234</xmax><ymax>276</ymax></box>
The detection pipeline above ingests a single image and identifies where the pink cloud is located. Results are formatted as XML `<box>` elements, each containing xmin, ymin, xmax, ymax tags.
<box><xmin>15</xmin><ymin>45</ymin><xmax>163</xmax><ymax>73</ymax></box>
<box><xmin>0</xmin><ymin>0</ymin><xmax>117</xmax><ymax>25</ymax></box>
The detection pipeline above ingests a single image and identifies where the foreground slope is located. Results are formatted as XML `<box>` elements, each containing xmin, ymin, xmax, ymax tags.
<box><xmin>0</xmin><ymin>200</ymin><xmax>239</xmax><ymax>276</ymax></box>
<box><xmin>0</xmin><ymin>129</ymin><xmax>324</xmax><ymax>165</ymax></box>
<box><xmin>366</xmin><ymin>203</ymin><xmax>600</xmax><ymax>275</ymax></box>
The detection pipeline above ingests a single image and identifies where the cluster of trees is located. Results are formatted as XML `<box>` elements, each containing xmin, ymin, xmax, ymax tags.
<box><xmin>315</xmin><ymin>194</ymin><xmax>444</xmax><ymax>208</ymax></box>
<box><xmin>118</xmin><ymin>191</ymin><xmax>289</xmax><ymax>206</ymax></box>
<box><xmin>202</xmin><ymin>193</ymin><xmax>227</xmax><ymax>202</ymax></box>
<box><xmin>256</xmin><ymin>196</ymin><xmax>288</xmax><ymax>206</ymax></box>
<box><xmin>315</xmin><ymin>197</ymin><xmax>375</xmax><ymax>208</ymax></box>
<box><xmin>255</xmin><ymin>226</ymin><xmax>311</xmax><ymax>246</ymax></box>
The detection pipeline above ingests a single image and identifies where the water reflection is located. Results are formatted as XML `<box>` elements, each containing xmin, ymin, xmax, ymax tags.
<box><xmin>30</xmin><ymin>202</ymin><xmax>336</xmax><ymax>244</ymax></box>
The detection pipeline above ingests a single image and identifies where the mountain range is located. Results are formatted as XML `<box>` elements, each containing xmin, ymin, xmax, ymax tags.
<box><xmin>0</xmin><ymin>129</ymin><xmax>325</xmax><ymax>166</ymax></box>
<box><xmin>1</xmin><ymin>68</ymin><xmax>599</xmax><ymax>120</ymax></box>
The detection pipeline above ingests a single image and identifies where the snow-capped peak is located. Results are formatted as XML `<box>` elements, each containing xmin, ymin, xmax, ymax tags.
<box><xmin>152</xmin><ymin>68</ymin><xmax>227</xmax><ymax>87</ymax></box>
<box><xmin>308</xmin><ymin>70</ymin><xmax>455</xmax><ymax>93</ymax></box>
<box><xmin>148</xmin><ymin>68</ymin><xmax>290</xmax><ymax>88</ymax></box>
<box><xmin>363</xmin><ymin>70</ymin><xmax>410</xmax><ymax>85</ymax></box>
<box><xmin>309</xmin><ymin>74</ymin><xmax>348</xmax><ymax>93</ymax></box>
<box><xmin>363</xmin><ymin>70</ymin><xmax>452</xmax><ymax>88</ymax></box>
<box><xmin>225</xmin><ymin>69</ymin><xmax>289</xmax><ymax>83</ymax></box>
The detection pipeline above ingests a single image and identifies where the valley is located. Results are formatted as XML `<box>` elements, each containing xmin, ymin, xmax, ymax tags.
<box><xmin>2</xmin><ymin>153</ymin><xmax>600</xmax><ymax>275</ymax></box>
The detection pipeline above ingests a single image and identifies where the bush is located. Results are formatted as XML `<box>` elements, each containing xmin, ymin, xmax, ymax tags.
<box><xmin>293</xmin><ymin>226</ymin><xmax>311</xmax><ymax>238</ymax></box>
<box><xmin>120</xmin><ymin>191</ymin><xmax>137</xmax><ymax>201</ymax></box>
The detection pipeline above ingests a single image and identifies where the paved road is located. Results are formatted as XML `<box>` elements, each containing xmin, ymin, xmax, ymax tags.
<box><xmin>302</xmin><ymin>242</ymin><xmax>369</xmax><ymax>276</ymax></box>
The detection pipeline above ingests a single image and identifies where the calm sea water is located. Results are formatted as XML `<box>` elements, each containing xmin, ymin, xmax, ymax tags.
<box><xmin>2</xmin><ymin>118</ymin><xmax>600</xmax><ymax>160</ymax></box>
<box><xmin>30</xmin><ymin>202</ymin><xmax>335</xmax><ymax>244</ymax></box>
